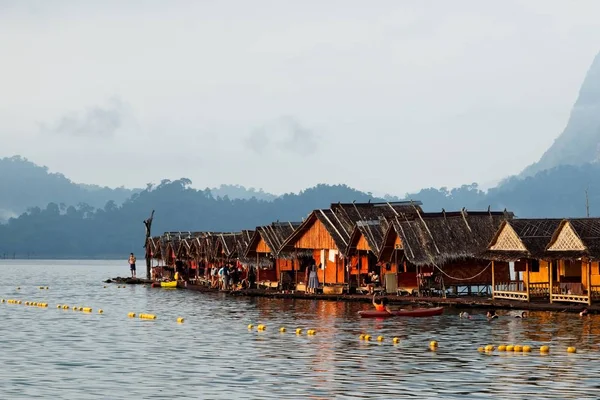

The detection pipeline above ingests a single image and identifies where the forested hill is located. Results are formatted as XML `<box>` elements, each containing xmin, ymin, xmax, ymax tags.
<box><xmin>0</xmin><ymin>180</ymin><xmax>388</xmax><ymax>258</ymax></box>
<box><xmin>0</xmin><ymin>156</ymin><xmax>139</xmax><ymax>220</ymax></box>
<box><xmin>0</xmin><ymin>161</ymin><xmax>599</xmax><ymax>258</ymax></box>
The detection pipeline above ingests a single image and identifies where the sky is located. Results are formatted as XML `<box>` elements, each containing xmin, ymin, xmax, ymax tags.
<box><xmin>1</xmin><ymin>0</ymin><xmax>600</xmax><ymax>197</ymax></box>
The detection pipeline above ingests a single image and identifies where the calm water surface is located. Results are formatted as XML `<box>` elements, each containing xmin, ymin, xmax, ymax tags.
<box><xmin>1</xmin><ymin>260</ymin><xmax>599</xmax><ymax>399</ymax></box>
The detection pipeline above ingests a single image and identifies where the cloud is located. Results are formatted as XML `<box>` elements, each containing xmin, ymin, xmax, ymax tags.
<box><xmin>244</xmin><ymin>116</ymin><xmax>318</xmax><ymax>155</ymax></box>
<box><xmin>40</xmin><ymin>98</ymin><xmax>127</xmax><ymax>138</ymax></box>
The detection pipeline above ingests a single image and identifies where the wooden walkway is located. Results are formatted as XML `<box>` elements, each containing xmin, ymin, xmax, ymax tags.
<box><xmin>110</xmin><ymin>278</ymin><xmax>596</xmax><ymax>313</ymax></box>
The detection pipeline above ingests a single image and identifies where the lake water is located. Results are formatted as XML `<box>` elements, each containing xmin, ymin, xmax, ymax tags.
<box><xmin>1</xmin><ymin>260</ymin><xmax>599</xmax><ymax>399</ymax></box>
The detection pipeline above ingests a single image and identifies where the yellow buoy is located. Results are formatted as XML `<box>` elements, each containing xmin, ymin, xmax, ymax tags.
<box><xmin>103</xmin><ymin>286</ymin><xmax>107</xmax><ymax>288</ymax></box>
<box><xmin>177</xmin><ymin>317</ymin><xmax>185</xmax><ymax>323</ymax></box>
<box><xmin>377</xmin><ymin>336</ymin><xmax>384</xmax><ymax>342</ymax></box>
<box><xmin>17</xmin><ymin>300</ymin><xmax>21</xmax><ymax>304</ymax></box>
<box><xmin>296</xmin><ymin>328</ymin><xmax>302</xmax><ymax>335</ymax></box>
<box><xmin>39</xmin><ymin>286</ymin><xmax>44</xmax><ymax>289</ymax></box>
<box><xmin>540</xmin><ymin>345</ymin><xmax>550</xmax><ymax>353</ymax></box>
<box><xmin>485</xmin><ymin>345</ymin><xmax>494</xmax><ymax>352</ymax></box>
<box><xmin>257</xmin><ymin>324</ymin><xmax>265</xmax><ymax>331</ymax></box>
<box><xmin>506</xmin><ymin>345</ymin><xmax>514</xmax><ymax>352</ymax></box>
<box><xmin>364</xmin><ymin>335</ymin><xmax>371</xmax><ymax>341</ymax></box>
<box><xmin>83</xmin><ymin>307</ymin><xmax>92</xmax><ymax>312</ymax></box>
<box><xmin>498</xmin><ymin>345</ymin><xmax>506</xmax><ymax>351</ymax></box>
<box><xmin>392</xmin><ymin>337</ymin><xmax>400</xmax><ymax>344</ymax></box>
<box><xmin>430</xmin><ymin>341</ymin><xmax>438</xmax><ymax>348</ymax></box>
<box><xmin>513</xmin><ymin>345</ymin><xmax>522</xmax><ymax>352</ymax></box>
<box><xmin>63</xmin><ymin>305</ymin><xmax>69</xmax><ymax>309</ymax></box>
<box><xmin>45</xmin><ymin>287</ymin><xmax>49</xmax><ymax>290</ymax></box>
<box><xmin>359</xmin><ymin>334</ymin><xmax>365</xmax><ymax>340</ymax></box>
<box><xmin>16</xmin><ymin>287</ymin><xmax>20</xmax><ymax>290</ymax></box>
<box><xmin>478</xmin><ymin>347</ymin><xmax>485</xmax><ymax>352</ymax></box>
<box><xmin>128</xmin><ymin>312</ymin><xmax>136</xmax><ymax>318</ymax></box>
<box><xmin>567</xmin><ymin>347</ymin><xmax>576</xmax><ymax>353</ymax></box>
<box><xmin>98</xmin><ymin>309</ymin><xmax>104</xmax><ymax>314</ymax></box>
<box><xmin>56</xmin><ymin>304</ymin><xmax>61</xmax><ymax>308</ymax></box>
<box><xmin>307</xmin><ymin>329</ymin><xmax>316</xmax><ymax>335</ymax></box>
<box><xmin>522</xmin><ymin>345</ymin><xmax>531</xmax><ymax>352</ymax></box>
<box><xmin>247</xmin><ymin>324</ymin><xmax>254</xmax><ymax>330</ymax></box>
<box><xmin>279</xmin><ymin>327</ymin><xmax>286</xmax><ymax>333</ymax></box>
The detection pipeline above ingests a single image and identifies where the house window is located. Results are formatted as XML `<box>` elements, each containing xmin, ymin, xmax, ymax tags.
<box><xmin>531</xmin><ymin>259</ymin><xmax>540</xmax><ymax>273</ymax></box>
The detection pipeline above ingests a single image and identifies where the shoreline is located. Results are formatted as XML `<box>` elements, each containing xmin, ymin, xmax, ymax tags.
<box><xmin>107</xmin><ymin>277</ymin><xmax>594</xmax><ymax>314</ymax></box>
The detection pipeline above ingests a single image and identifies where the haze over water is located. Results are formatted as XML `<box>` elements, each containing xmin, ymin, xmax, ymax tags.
<box><xmin>0</xmin><ymin>260</ymin><xmax>598</xmax><ymax>399</ymax></box>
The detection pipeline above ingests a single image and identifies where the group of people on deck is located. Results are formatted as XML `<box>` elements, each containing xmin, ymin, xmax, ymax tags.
<box><xmin>209</xmin><ymin>264</ymin><xmax>250</xmax><ymax>290</ymax></box>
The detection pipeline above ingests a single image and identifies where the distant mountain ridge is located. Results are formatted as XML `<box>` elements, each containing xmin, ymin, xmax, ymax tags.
<box><xmin>0</xmin><ymin>156</ymin><xmax>141</xmax><ymax>221</ymax></box>
<box><xmin>522</xmin><ymin>50</ymin><xmax>600</xmax><ymax>177</ymax></box>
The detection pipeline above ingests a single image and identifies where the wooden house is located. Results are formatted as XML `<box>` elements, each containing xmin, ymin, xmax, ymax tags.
<box><xmin>345</xmin><ymin>219</ymin><xmax>390</xmax><ymax>289</ymax></box>
<box><xmin>279</xmin><ymin>201</ymin><xmax>423</xmax><ymax>293</ymax></box>
<box><xmin>333</xmin><ymin>201</ymin><xmax>422</xmax><ymax>290</ymax></box>
<box><xmin>379</xmin><ymin>209</ymin><xmax>512</xmax><ymax>297</ymax></box>
<box><xmin>279</xmin><ymin>209</ymin><xmax>353</xmax><ymax>291</ymax></box>
<box><xmin>244</xmin><ymin>222</ymin><xmax>301</xmax><ymax>289</ymax></box>
<box><xmin>484</xmin><ymin>219</ymin><xmax>562</xmax><ymax>302</ymax></box>
<box><xmin>214</xmin><ymin>233</ymin><xmax>242</xmax><ymax>262</ymax></box>
<box><xmin>544</xmin><ymin>218</ymin><xmax>600</xmax><ymax>305</ymax></box>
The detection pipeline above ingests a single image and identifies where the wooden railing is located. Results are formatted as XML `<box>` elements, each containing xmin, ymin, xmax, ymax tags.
<box><xmin>494</xmin><ymin>281</ymin><xmax>525</xmax><ymax>292</ymax></box>
<box><xmin>550</xmin><ymin>283</ymin><xmax>590</xmax><ymax>304</ymax></box>
<box><xmin>492</xmin><ymin>281</ymin><xmax>550</xmax><ymax>301</ymax></box>
<box><xmin>529</xmin><ymin>282</ymin><xmax>549</xmax><ymax>297</ymax></box>
<box><xmin>591</xmin><ymin>285</ymin><xmax>600</xmax><ymax>299</ymax></box>
<box><xmin>493</xmin><ymin>281</ymin><xmax>527</xmax><ymax>301</ymax></box>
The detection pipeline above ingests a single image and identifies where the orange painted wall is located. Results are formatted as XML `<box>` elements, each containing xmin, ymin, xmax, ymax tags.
<box><xmin>312</xmin><ymin>249</ymin><xmax>345</xmax><ymax>284</ymax></box>
<box><xmin>349</xmin><ymin>253</ymin><xmax>369</xmax><ymax>275</ymax></box>
<box><xmin>256</xmin><ymin>237</ymin><xmax>271</xmax><ymax>253</ymax></box>
<box><xmin>276</xmin><ymin>258</ymin><xmax>294</xmax><ymax>272</ymax></box>
<box><xmin>525</xmin><ymin>260</ymin><xmax>550</xmax><ymax>284</ymax></box>
<box><xmin>356</xmin><ymin>235</ymin><xmax>370</xmax><ymax>251</ymax></box>
<box><xmin>294</xmin><ymin>219</ymin><xmax>338</xmax><ymax>250</ymax></box>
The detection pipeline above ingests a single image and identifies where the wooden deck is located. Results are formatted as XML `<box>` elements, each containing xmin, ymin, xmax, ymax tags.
<box><xmin>111</xmin><ymin>278</ymin><xmax>597</xmax><ymax>313</ymax></box>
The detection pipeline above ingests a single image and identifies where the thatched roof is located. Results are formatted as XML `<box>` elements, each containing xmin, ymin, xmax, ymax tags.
<box><xmin>346</xmin><ymin>218</ymin><xmax>390</xmax><ymax>258</ymax></box>
<box><xmin>245</xmin><ymin>221</ymin><xmax>301</xmax><ymax>258</ymax></box>
<box><xmin>393</xmin><ymin>209</ymin><xmax>513</xmax><ymax>266</ymax></box>
<box><xmin>213</xmin><ymin>233</ymin><xmax>242</xmax><ymax>259</ymax></box>
<box><xmin>545</xmin><ymin>218</ymin><xmax>600</xmax><ymax>260</ymax></box>
<box><xmin>483</xmin><ymin>219</ymin><xmax>563</xmax><ymax>262</ymax></box>
<box><xmin>281</xmin><ymin>202</ymin><xmax>423</xmax><ymax>255</ymax></box>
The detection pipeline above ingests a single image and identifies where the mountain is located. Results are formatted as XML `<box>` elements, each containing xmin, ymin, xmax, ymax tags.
<box><xmin>522</xmin><ymin>51</ymin><xmax>600</xmax><ymax>177</ymax></box>
<box><xmin>0</xmin><ymin>180</ymin><xmax>392</xmax><ymax>258</ymax></box>
<box><xmin>0</xmin><ymin>156</ymin><xmax>141</xmax><ymax>221</ymax></box>
<box><xmin>0</xmin><ymin>160</ymin><xmax>598</xmax><ymax>258</ymax></box>
<box><xmin>209</xmin><ymin>184</ymin><xmax>278</xmax><ymax>201</ymax></box>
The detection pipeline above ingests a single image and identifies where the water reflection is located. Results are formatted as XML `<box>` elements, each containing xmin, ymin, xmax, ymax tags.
<box><xmin>0</xmin><ymin>260</ymin><xmax>597</xmax><ymax>398</ymax></box>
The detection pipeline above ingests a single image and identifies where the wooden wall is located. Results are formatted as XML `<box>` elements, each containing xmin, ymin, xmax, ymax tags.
<box><xmin>526</xmin><ymin>260</ymin><xmax>550</xmax><ymax>284</ymax></box>
<box><xmin>356</xmin><ymin>235</ymin><xmax>370</xmax><ymax>251</ymax></box>
<box><xmin>349</xmin><ymin>253</ymin><xmax>370</xmax><ymax>275</ymax></box>
<box><xmin>256</xmin><ymin>237</ymin><xmax>271</xmax><ymax>253</ymax></box>
<box><xmin>311</xmin><ymin>249</ymin><xmax>345</xmax><ymax>285</ymax></box>
<box><xmin>294</xmin><ymin>219</ymin><xmax>338</xmax><ymax>250</ymax></box>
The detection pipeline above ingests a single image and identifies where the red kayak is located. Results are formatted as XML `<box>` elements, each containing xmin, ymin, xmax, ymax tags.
<box><xmin>358</xmin><ymin>306</ymin><xmax>444</xmax><ymax>318</ymax></box>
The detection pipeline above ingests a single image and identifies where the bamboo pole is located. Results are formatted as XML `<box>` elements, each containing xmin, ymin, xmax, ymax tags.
<box><xmin>526</xmin><ymin>259</ymin><xmax>530</xmax><ymax>302</ymax></box>
<box><xmin>491</xmin><ymin>261</ymin><xmax>495</xmax><ymax>300</ymax></box>
<box><xmin>588</xmin><ymin>260</ymin><xmax>592</xmax><ymax>305</ymax></box>
<box><xmin>549</xmin><ymin>260</ymin><xmax>553</xmax><ymax>304</ymax></box>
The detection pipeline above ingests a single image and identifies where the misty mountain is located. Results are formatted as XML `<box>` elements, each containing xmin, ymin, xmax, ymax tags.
<box><xmin>0</xmin><ymin>160</ymin><xmax>598</xmax><ymax>258</ymax></box>
<box><xmin>209</xmin><ymin>184</ymin><xmax>278</xmax><ymax>201</ymax></box>
<box><xmin>522</xmin><ymin>51</ymin><xmax>600</xmax><ymax>177</ymax></box>
<box><xmin>0</xmin><ymin>156</ymin><xmax>140</xmax><ymax>221</ymax></box>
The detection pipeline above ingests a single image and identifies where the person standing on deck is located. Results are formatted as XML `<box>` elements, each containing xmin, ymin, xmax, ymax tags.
<box><xmin>128</xmin><ymin>253</ymin><xmax>136</xmax><ymax>278</ymax></box>
<box><xmin>308</xmin><ymin>265</ymin><xmax>319</xmax><ymax>294</ymax></box>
